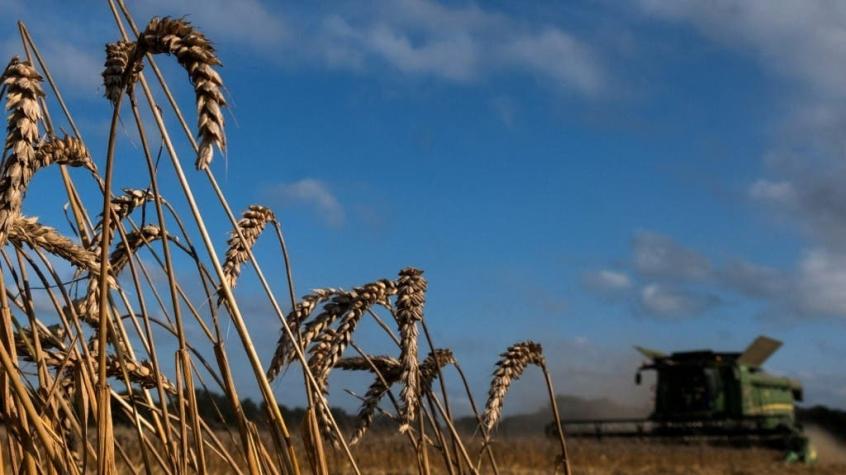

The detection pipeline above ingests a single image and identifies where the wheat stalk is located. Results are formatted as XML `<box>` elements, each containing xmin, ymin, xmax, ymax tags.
<box><xmin>395</xmin><ymin>267</ymin><xmax>426</xmax><ymax>432</ymax></box>
<box><xmin>138</xmin><ymin>17</ymin><xmax>225</xmax><ymax>169</ymax></box>
<box><xmin>483</xmin><ymin>341</ymin><xmax>545</xmax><ymax>433</ymax></box>
<box><xmin>221</xmin><ymin>205</ymin><xmax>275</xmax><ymax>291</ymax></box>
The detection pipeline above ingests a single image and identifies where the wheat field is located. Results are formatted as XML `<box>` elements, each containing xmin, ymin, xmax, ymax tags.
<box><xmin>0</xmin><ymin>2</ymin><xmax>578</xmax><ymax>474</ymax></box>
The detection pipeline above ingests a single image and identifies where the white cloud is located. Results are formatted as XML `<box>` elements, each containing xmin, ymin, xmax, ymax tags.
<box><xmin>583</xmin><ymin>269</ymin><xmax>632</xmax><ymax>295</ymax></box>
<box><xmin>265</xmin><ymin>178</ymin><xmax>344</xmax><ymax>227</ymax></box>
<box><xmin>301</xmin><ymin>0</ymin><xmax>606</xmax><ymax>95</ymax></box>
<box><xmin>795</xmin><ymin>249</ymin><xmax>846</xmax><ymax>317</ymax></box>
<box><xmin>749</xmin><ymin>179</ymin><xmax>796</xmax><ymax>206</ymax></box>
<box><xmin>632</xmin><ymin>231</ymin><xmax>711</xmax><ymax>280</ymax></box>
<box><xmin>638</xmin><ymin>1</ymin><xmax>846</xmax><ymax>100</ymax></box>
<box><xmin>503</xmin><ymin>28</ymin><xmax>604</xmax><ymax>95</ymax></box>
<box><xmin>639</xmin><ymin>283</ymin><xmax>719</xmax><ymax>318</ymax></box>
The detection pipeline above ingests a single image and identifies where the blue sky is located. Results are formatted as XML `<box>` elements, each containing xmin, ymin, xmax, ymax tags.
<box><xmin>4</xmin><ymin>0</ymin><xmax>846</xmax><ymax>412</ymax></box>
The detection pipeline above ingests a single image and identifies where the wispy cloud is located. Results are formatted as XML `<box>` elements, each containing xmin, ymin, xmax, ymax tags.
<box><xmin>632</xmin><ymin>230</ymin><xmax>710</xmax><ymax>280</ymax></box>
<box><xmin>264</xmin><ymin>178</ymin><xmax>344</xmax><ymax>227</ymax></box>
<box><xmin>638</xmin><ymin>283</ymin><xmax>720</xmax><ymax>319</ymax></box>
<box><xmin>582</xmin><ymin>269</ymin><xmax>632</xmax><ymax>298</ymax></box>
<box><xmin>587</xmin><ymin>228</ymin><xmax>846</xmax><ymax>320</ymax></box>
<box><xmin>284</xmin><ymin>0</ymin><xmax>607</xmax><ymax>96</ymax></box>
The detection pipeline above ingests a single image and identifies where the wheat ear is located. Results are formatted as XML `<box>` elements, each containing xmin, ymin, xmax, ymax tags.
<box><xmin>266</xmin><ymin>287</ymin><xmax>339</xmax><ymax>380</ymax></box>
<box><xmin>138</xmin><ymin>17</ymin><xmax>225</xmax><ymax>169</ymax></box>
<box><xmin>9</xmin><ymin>216</ymin><xmax>99</xmax><ymax>273</ymax></box>
<box><xmin>396</xmin><ymin>267</ymin><xmax>426</xmax><ymax>432</ymax></box>
<box><xmin>419</xmin><ymin>348</ymin><xmax>455</xmax><ymax>395</ymax></box>
<box><xmin>0</xmin><ymin>57</ymin><xmax>43</xmax><ymax>246</ymax></box>
<box><xmin>333</xmin><ymin>355</ymin><xmax>401</xmax><ymax>374</ymax></box>
<box><xmin>109</xmin><ymin>225</ymin><xmax>169</xmax><ymax>274</ymax></box>
<box><xmin>308</xmin><ymin>280</ymin><xmax>398</xmax><ymax>384</ymax></box>
<box><xmin>221</xmin><ymin>205</ymin><xmax>275</xmax><ymax>292</ymax></box>
<box><xmin>74</xmin><ymin>226</ymin><xmax>168</xmax><ymax>325</ymax></box>
<box><xmin>102</xmin><ymin>40</ymin><xmax>143</xmax><ymax>104</ymax></box>
<box><xmin>349</xmin><ymin>375</ymin><xmax>396</xmax><ymax>446</ymax></box>
<box><xmin>107</xmin><ymin>188</ymin><xmax>156</xmax><ymax>222</ymax></box>
<box><xmin>36</xmin><ymin>135</ymin><xmax>96</xmax><ymax>173</ymax></box>
<box><xmin>483</xmin><ymin>341</ymin><xmax>545</xmax><ymax>433</ymax></box>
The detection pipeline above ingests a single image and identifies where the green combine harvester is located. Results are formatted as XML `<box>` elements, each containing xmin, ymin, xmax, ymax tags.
<box><xmin>550</xmin><ymin>336</ymin><xmax>815</xmax><ymax>462</ymax></box>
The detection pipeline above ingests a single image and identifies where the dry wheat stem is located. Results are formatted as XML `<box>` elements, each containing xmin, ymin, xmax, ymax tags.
<box><xmin>137</xmin><ymin>17</ymin><xmax>225</xmax><ymax>169</ymax></box>
<box><xmin>483</xmin><ymin>341</ymin><xmax>545</xmax><ymax>433</ymax></box>
<box><xmin>396</xmin><ymin>267</ymin><xmax>426</xmax><ymax>433</ymax></box>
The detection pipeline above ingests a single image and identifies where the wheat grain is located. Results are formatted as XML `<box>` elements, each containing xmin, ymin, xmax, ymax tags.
<box><xmin>74</xmin><ymin>226</ymin><xmax>168</xmax><ymax>325</ymax></box>
<box><xmin>346</xmin><ymin>349</ymin><xmax>453</xmax><ymax>445</ymax></box>
<box><xmin>267</xmin><ymin>281</ymin><xmax>394</xmax><ymax>381</ymax></box>
<box><xmin>14</xmin><ymin>324</ymin><xmax>66</xmax><ymax>352</ymax></box>
<box><xmin>483</xmin><ymin>341</ymin><xmax>545</xmax><ymax>433</ymax></box>
<box><xmin>395</xmin><ymin>267</ymin><xmax>426</xmax><ymax>432</ymax></box>
<box><xmin>138</xmin><ymin>17</ymin><xmax>225</xmax><ymax>169</ymax></box>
